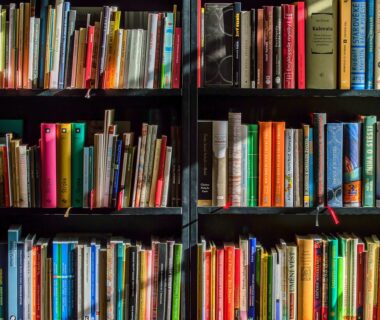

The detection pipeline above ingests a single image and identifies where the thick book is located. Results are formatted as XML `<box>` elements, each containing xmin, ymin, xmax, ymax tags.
<box><xmin>224</xmin><ymin>244</ymin><xmax>235</xmax><ymax>320</ymax></box>
<box><xmin>228</xmin><ymin>112</ymin><xmax>242</xmax><ymax>206</ymax></box>
<box><xmin>241</xmin><ymin>125</ymin><xmax>248</xmax><ymax>206</ymax></box>
<box><xmin>272</xmin><ymin>122</ymin><xmax>285</xmax><ymax>207</ymax></box>
<box><xmin>204</xmin><ymin>3</ymin><xmax>233</xmax><ymax>86</ymax></box>
<box><xmin>57</xmin><ymin>124</ymin><xmax>72</xmax><ymax>208</ymax></box>
<box><xmin>197</xmin><ymin>122</ymin><xmax>210</xmax><ymax>205</ymax></box>
<box><xmin>296</xmin><ymin>2</ymin><xmax>306</xmax><ymax>89</ymax></box>
<box><xmin>363</xmin><ymin>115</ymin><xmax>377</xmax><ymax>207</ymax></box>
<box><xmin>71</xmin><ymin>123</ymin><xmax>85</xmax><ymax>208</ymax></box>
<box><xmin>285</xmin><ymin>129</ymin><xmax>294</xmax><ymax>207</ymax></box>
<box><xmin>326</xmin><ymin>123</ymin><xmax>343</xmax><ymax>207</ymax></box>
<box><xmin>282</xmin><ymin>5</ymin><xmax>296</xmax><ymax>89</ymax></box>
<box><xmin>233</xmin><ymin>2</ymin><xmax>242</xmax><ymax>87</ymax></box>
<box><xmin>247</xmin><ymin>125</ymin><xmax>258</xmax><ymax>207</ymax></box>
<box><xmin>263</xmin><ymin>6</ymin><xmax>273</xmax><ymax>88</ymax></box>
<box><xmin>366</xmin><ymin>0</ymin><xmax>375</xmax><ymax>89</ymax></box>
<box><xmin>259</xmin><ymin>122</ymin><xmax>272</xmax><ymax>207</ymax></box>
<box><xmin>351</xmin><ymin>0</ymin><xmax>367</xmax><ymax>89</ymax></box>
<box><xmin>41</xmin><ymin>124</ymin><xmax>57</xmax><ymax>208</ymax></box>
<box><xmin>339</xmin><ymin>0</ymin><xmax>352</xmax><ymax>89</ymax></box>
<box><xmin>306</xmin><ymin>0</ymin><xmax>338</xmax><ymax>89</ymax></box>
<box><xmin>273</xmin><ymin>6</ymin><xmax>282</xmax><ymax>88</ymax></box>
<box><xmin>161</xmin><ymin>13</ymin><xmax>174</xmax><ymax>88</ymax></box>
<box><xmin>256</xmin><ymin>9</ymin><xmax>264</xmax><ymax>88</ymax></box>
<box><xmin>313</xmin><ymin>113</ymin><xmax>327</xmax><ymax>206</ymax></box>
<box><xmin>343</xmin><ymin>123</ymin><xmax>362</xmax><ymax>207</ymax></box>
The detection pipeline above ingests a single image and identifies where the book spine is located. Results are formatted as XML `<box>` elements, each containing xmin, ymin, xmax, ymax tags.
<box><xmin>257</xmin><ymin>9</ymin><xmax>264</xmax><ymax>88</ymax></box>
<box><xmin>326</xmin><ymin>123</ymin><xmax>343</xmax><ymax>207</ymax></box>
<box><xmin>263</xmin><ymin>6</ymin><xmax>273</xmax><ymax>88</ymax></box>
<box><xmin>32</xmin><ymin>18</ymin><xmax>40</xmax><ymax>89</ymax></box>
<box><xmin>285</xmin><ymin>129</ymin><xmax>294</xmax><ymax>207</ymax></box>
<box><xmin>224</xmin><ymin>245</ymin><xmax>235</xmax><ymax>320</ymax></box>
<box><xmin>71</xmin><ymin>123</ymin><xmax>85</xmax><ymax>208</ymax></box>
<box><xmin>321</xmin><ymin>241</ymin><xmax>329</xmax><ymax>320</ymax></box>
<box><xmin>294</xmin><ymin>129</ymin><xmax>304</xmax><ymax>207</ymax></box>
<box><xmin>228</xmin><ymin>112</ymin><xmax>242</xmax><ymax>206</ymax></box>
<box><xmin>296</xmin><ymin>2</ymin><xmax>305</xmax><ymax>89</ymax></box>
<box><xmin>8</xmin><ymin>227</ymin><xmax>20</xmax><ymax>320</ymax></box>
<box><xmin>41</xmin><ymin>123</ymin><xmax>57</xmax><ymax>208</ymax></box>
<box><xmin>38</xmin><ymin>0</ymin><xmax>49</xmax><ymax>88</ymax></box>
<box><xmin>272</xmin><ymin>122</ymin><xmax>285</xmax><ymax>207</ymax></box>
<box><xmin>198</xmin><ymin>122</ymin><xmax>212</xmax><ymax>206</ymax></box>
<box><xmin>363</xmin><ymin>116</ymin><xmax>377</xmax><ymax>206</ymax></box>
<box><xmin>328</xmin><ymin>239</ymin><xmax>338</xmax><ymax>320</ymax></box>
<box><xmin>241</xmin><ymin>125</ymin><xmax>248</xmax><ymax>206</ymax></box>
<box><xmin>161</xmin><ymin>13</ymin><xmax>174</xmax><ymax>88</ymax></box>
<box><xmin>57</xmin><ymin>124</ymin><xmax>72</xmax><ymax>208</ymax></box>
<box><xmin>155</xmin><ymin>136</ymin><xmax>168</xmax><ymax>207</ymax></box>
<box><xmin>241</xmin><ymin>11</ymin><xmax>251</xmax><ymax>88</ymax></box>
<box><xmin>172</xmin><ymin>27</ymin><xmax>182</xmax><ymax>89</ymax></box>
<box><xmin>248</xmin><ymin>238</ymin><xmax>256</xmax><ymax>320</ymax></box>
<box><xmin>49</xmin><ymin>1</ymin><xmax>63</xmax><ymax>89</ymax></box>
<box><xmin>377</xmin><ymin>122</ymin><xmax>380</xmax><ymax>206</ymax></box>
<box><xmin>287</xmin><ymin>246</ymin><xmax>297</xmax><ymax>320</ymax></box>
<box><xmin>351</xmin><ymin>0</ymin><xmax>367</xmax><ymax>89</ymax></box>
<box><xmin>111</xmin><ymin>140</ymin><xmax>123</xmax><ymax>208</ymax></box>
<box><xmin>376</xmin><ymin>0</ymin><xmax>380</xmax><ymax>88</ymax></box>
<box><xmin>53</xmin><ymin>242</ymin><xmax>61</xmax><ymax>320</ymax></box>
<box><xmin>234</xmin><ymin>248</ymin><xmax>241</xmax><ymax>319</ymax></box>
<box><xmin>233</xmin><ymin>3</ymin><xmax>242</xmax><ymax>87</ymax></box>
<box><xmin>282</xmin><ymin>5</ymin><xmax>296</xmax><ymax>89</ymax></box>
<box><xmin>247</xmin><ymin>125</ymin><xmax>258</xmax><ymax>207</ymax></box>
<box><xmin>258</xmin><ymin>122</ymin><xmax>272</xmax><ymax>207</ymax></box>
<box><xmin>161</xmin><ymin>146</ymin><xmax>173</xmax><ymax>207</ymax></box>
<box><xmin>61</xmin><ymin>243</ymin><xmax>69</xmax><ymax>320</ymax></box>
<box><xmin>273</xmin><ymin>6</ymin><xmax>282</xmax><ymax>88</ymax></box>
<box><xmin>303</xmin><ymin>125</ymin><xmax>310</xmax><ymax>207</ymax></box>
<box><xmin>251</xmin><ymin>9</ymin><xmax>256</xmax><ymax>88</ymax></box>
<box><xmin>367</xmin><ymin>0</ymin><xmax>375</xmax><ymax>89</ymax></box>
<box><xmin>171</xmin><ymin>244</ymin><xmax>182</xmax><ymax>320</ymax></box>
<box><xmin>58</xmin><ymin>2</ymin><xmax>70</xmax><ymax>89</ymax></box>
<box><xmin>64</xmin><ymin>10</ymin><xmax>76</xmax><ymax>88</ymax></box>
<box><xmin>309</xmin><ymin>128</ymin><xmax>314</xmax><ymax>207</ymax></box>
<box><xmin>337</xmin><ymin>256</ymin><xmax>344</xmax><ymax>320</ymax></box>
<box><xmin>313</xmin><ymin>113</ymin><xmax>327</xmax><ymax>206</ymax></box>
<box><xmin>340</xmin><ymin>0</ymin><xmax>352</xmax><ymax>89</ymax></box>
<box><xmin>17</xmin><ymin>242</ymin><xmax>24</xmax><ymax>320</ymax></box>
<box><xmin>314</xmin><ymin>240</ymin><xmax>323</xmax><ymax>320</ymax></box>
<box><xmin>357</xmin><ymin>244</ymin><xmax>365</xmax><ymax>320</ymax></box>
<box><xmin>85</xmin><ymin>26</ymin><xmax>95</xmax><ymax>89</ymax></box>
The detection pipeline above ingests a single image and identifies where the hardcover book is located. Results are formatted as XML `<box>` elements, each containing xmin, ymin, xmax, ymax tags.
<box><xmin>313</xmin><ymin>113</ymin><xmax>326</xmax><ymax>206</ymax></box>
<box><xmin>259</xmin><ymin>122</ymin><xmax>272</xmax><ymax>207</ymax></box>
<box><xmin>363</xmin><ymin>115</ymin><xmax>377</xmax><ymax>207</ymax></box>
<box><xmin>282</xmin><ymin>4</ymin><xmax>296</xmax><ymax>89</ymax></box>
<box><xmin>339</xmin><ymin>0</ymin><xmax>352</xmax><ymax>89</ymax></box>
<box><xmin>198</xmin><ymin>121</ymin><xmax>213</xmax><ymax>206</ymax></box>
<box><xmin>213</xmin><ymin>121</ymin><xmax>228</xmax><ymax>207</ymax></box>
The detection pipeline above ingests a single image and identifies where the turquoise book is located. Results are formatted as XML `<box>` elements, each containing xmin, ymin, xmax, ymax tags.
<box><xmin>8</xmin><ymin>225</ymin><xmax>21</xmax><ymax>320</ymax></box>
<box><xmin>61</xmin><ymin>243</ymin><xmax>69</xmax><ymax>320</ymax></box>
<box><xmin>71</xmin><ymin>123</ymin><xmax>86</xmax><ymax>207</ymax></box>
<box><xmin>309</xmin><ymin>128</ymin><xmax>314</xmax><ymax>207</ymax></box>
<box><xmin>366</xmin><ymin>0</ymin><xmax>375</xmax><ymax>89</ymax></box>
<box><xmin>117</xmin><ymin>243</ymin><xmax>125</xmax><ymax>320</ymax></box>
<box><xmin>53</xmin><ymin>241</ymin><xmax>62</xmax><ymax>320</ymax></box>
<box><xmin>363</xmin><ymin>116</ymin><xmax>376</xmax><ymax>207</ymax></box>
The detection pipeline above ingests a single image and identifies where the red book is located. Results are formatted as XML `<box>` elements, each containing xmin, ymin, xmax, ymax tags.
<box><xmin>41</xmin><ymin>123</ymin><xmax>57</xmax><ymax>208</ymax></box>
<box><xmin>154</xmin><ymin>135</ymin><xmax>167</xmax><ymax>207</ymax></box>
<box><xmin>296</xmin><ymin>2</ymin><xmax>305</xmax><ymax>89</ymax></box>
<box><xmin>216</xmin><ymin>248</ymin><xmax>224</xmax><ymax>320</ymax></box>
<box><xmin>35</xmin><ymin>245</ymin><xmax>41</xmax><ymax>320</ymax></box>
<box><xmin>205</xmin><ymin>250</ymin><xmax>211</xmax><ymax>320</ymax></box>
<box><xmin>313</xmin><ymin>239</ymin><xmax>322</xmax><ymax>320</ymax></box>
<box><xmin>234</xmin><ymin>248</ymin><xmax>241</xmax><ymax>319</ymax></box>
<box><xmin>172</xmin><ymin>27</ymin><xmax>182</xmax><ymax>89</ymax></box>
<box><xmin>357</xmin><ymin>243</ymin><xmax>365</xmax><ymax>320</ymax></box>
<box><xmin>263</xmin><ymin>6</ymin><xmax>273</xmax><ymax>88</ymax></box>
<box><xmin>1</xmin><ymin>146</ymin><xmax>10</xmax><ymax>207</ymax></box>
<box><xmin>85</xmin><ymin>26</ymin><xmax>95</xmax><ymax>89</ymax></box>
<box><xmin>197</xmin><ymin>0</ymin><xmax>201</xmax><ymax>87</ymax></box>
<box><xmin>224</xmin><ymin>244</ymin><xmax>235</xmax><ymax>320</ymax></box>
<box><xmin>256</xmin><ymin>9</ymin><xmax>264</xmax><ymax>89</ymax></box>
<box><xmin>282</xmin><ymin>4</ymin><xmax>296</xmax><ymax>89</ymax></box>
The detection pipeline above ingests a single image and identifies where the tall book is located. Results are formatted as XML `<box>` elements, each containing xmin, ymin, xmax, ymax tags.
<box><xmin>251</xmin><ymin>9</ymin><xmax>257</xmax><ymax>88</ymax></box>
<box><xmin>8</xmin><ymin>225</ymin><xmax>21</xmax><ymax>320</ymax></box>
<box><xmin>363</xmin><ymin>115</ymin><xmax>377</xmax><ymax>207</ymax></box>
<box><xmin>306</xmin><ymin>0</ymin><xmax>338</xmax><ymax>88</ymax></box>
<box><xmin>376</xmin><ymin>122</ymin><xmax>380</xmax><ymax>206</ymax></box>
<box><xmin>294</xmin><ymin>129</ymin><xmax>304</xmax><ymax>207</ymax></box>
<box><xmin>198</xmin><ymin>121</ymin><xmax>212</xmax><ymax>206</ymax></box>
<box><xmin>241</xmin><ymin>124</ymin><xmax>248</xmax><ymax>206</ymax></box>
<box><xmin>272</xmin><ymin>122</ymin><xmax>285</xmax><ymax>207</ymax></box>
<box><xmin>71</xmin><ymin>123</ymin><xmax>85</xmax><ymax>208</ymax></box>
<box><xmin>375</xmin><ymin>0</ymin><xmax>380</xmax><ymax>88</ymax></box>
<box><xmin>339</xmin><ymin>0</ymin><xmax>352</xmax><ymax>89</ymax></box>
<box><xmin>273</xmin><ymin>6</ymin><xmax>282</xmax><ymax>88</ymax></box>
<box><xmin>247</xmin><ymin>124</ymin><xmax>259</xmax><ymax>207</ymax></box>
<box><xmin>41</xmin><ymin>123</ymin><xmax>57</xmax><ymax>208</ymax></box>
<box><xmin>326</xmin><ymin>123</ymin><xmax>343</xmax><ymax>207</ymax></box>
<box><xmin>296</xmin><ymin>2</ymin><xmax>306</xmax><ymax>89</ymax></box>
<box><xmin>259</xmin><ymin>122</ymin><xmax>272</xmax><ymax>207</ymax></box>
<box><xmin>50</xmin><ymin>0</ymin><xmax>64</xmax><ymax>89</ymax></box>
<box><xmin>343</xmin><ymin>123</ymin><xmax>361</xmax><ymax>207</ymax></box>
<box><xmin>257</xmin><ymin>9</ymin><xmax>264</xmax><ymax>88</ymax></box>
<box><xmin>263</xmin><ymin>6</ymin><xmax>273</xmax><ymax>88</ymax></box>
<box><xmin>228</xmin><ymin>113</ymin><xmax>242</xmax><ymax>206</ymax></box>
<box><xmin>328</xmin><ymin>237</ymin><xmax>338</xmax><ymax>320</ymax></box>
<box><xmin>351</xmin><ymin>0</ymin><xmax>367</xmax><ymax>89</ymax></box>
<box><xmin>313</xmin><ymin>113</ymin><xmax>327</xmax><ymax>206</ymax></box>
<box><xmin>224</xmin><ymin>244</ymin><xmax>235</xmax><ymax>320</ymax></box>
<box><xmin>57</xmin><ymin>124</ymin><xmax>72</xmax><ymax>208</ymax></box>
<box><xmin>285</xmin><ymin>129</ymin><xmax>295</xmax><ymax>207</ymax></box>
<box><xmin>366</xmin><ymin>0</ymin><xmax>375</xmax><ymax>89</ymax></box>
<box><xmin>282</xmin><ymin>4</ymin><xmax>296</xmax><ymax>89</ymax></box>
<box><xmin>233</xmin><ymin>2</ymin><xmax>241</xmax><ymax>87</ymax></box>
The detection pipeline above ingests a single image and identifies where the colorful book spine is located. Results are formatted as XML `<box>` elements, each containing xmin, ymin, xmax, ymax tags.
<box><xmin>351</xmin><ymin>0</ymin><xmax>367</xmax><ymax>89</ymax></box>
<box><xmin>85</xmin><ymin>26</ymin><xmax>95</xmax><ymax>89</ymax></box>
<box><xmin>263</xmin><ymin>6</ymin><xmax>273</xmax><ymax>88</ymax></box>
<box><xmin>171</xmin><ymin>243</ymin><xmax>182</xmax><ymax>320</ymax></box>
<box><xmin>61</xmin><ymin>243</ymin><xmax>69</xmax><ymax>320</ymax></box>
<box><xmin>313</xmin><ymin>113</ymin><xmax>327</xmax><ymax>206</ymax></box>
<box><xmin>309</xmin><ymin>128</ymin><xmax>314</xmax><ymax>207</ymax></box>
<box><xmin>328</xmin><ymin>238</ymin><xmax>338</xmax><ymax>320</ymax></box>
<box><xmin>259</xmin><ymin>122</ymin><xmax>272</xmax><ymax>206</ymax></box>
<box><xmin>161</xmin><ymin>13</ymin><xmax>174</xmax><ymax>88</ymax></box>
<box><xmin>71</xmin><ymin>123</ymin><xmax>85</xmax><ymax>208</ymax></box>
<box><xmin>376</xmin><ymin>0</ymin><xmax>380</xmax><ymax>88</ymax></box>
<box><xmin>285</xmin><ymin>129</ymin><xmax>294</xmax><ymax>207</ymax></box>
<box><xmin>251</xmin><ymin>9</ymin><xmax>257</xmax><ymax>88</ymax></box>
<box><xmin>248</xmin><ymin>125</ymin><xmax>259</xmax><ymax>207</ymax></box>
<box><xmin>326</xmin><ymin>123</ymin><xmax>343</xmax><ymax>207</ymax></box>
<box><xmin>8</xmin><ymin>226</ymin><xmax>21</xmax><ymax>320</ymax></box>
<box><xmin>366</xmin><ymin>0</ymin><xmax>375</xmax><ymax>89</ymax></box>
<box><xmin>41</xmin><ymin>123</ymin><xmax>57</xmax><ymax>208</ymax></box>
<box><xmin>17</xmin><ymin>242</ymin><xmax>24</xmax><ymax>320</ymax></box>
<box><xmin>248</xmin><ymin>238</ymin><xmax>256</xmax><ymax>320</ymax></box>
<box><xmin>303</xmin><ymin>125</ymin><xmax>310</xmax><ymax>207</ymax></box>
<box><xmin>116</xmin><ymin>243</ymin><xmax>124</xmax><ymax>320</ymax></box>
<box><xmin>53</xmin><ymin>242</ymin><xmax>62</xmax><ymax>320</ymax></box>
<box><xmin>57</xmin><ymin>124</ymin><xmax>72</xmax><ymax>208</ymax></box>
<box><xmin>172</xmin><ymin>27</ymin><xmax>182</xmax><ymax>89</ymax></box>
<box><xmin>363</xmin><ymin>116</ymin><xmax>377</xmax><ymax>206</ymax></box>
<box><xmin>296</xmin><ymin>2</ymin><xmax>305</xmax><ymax>89</ymax></box>
<box><xmin>273</xmin><ymin>6</ymin><xmax>282</xmax><ymax>88</ymax></box>
<box><xmin>272</xmin><ymin>122</ymin><xmax>285</xmax><ymax>207</ymax></box>
<box><xmin>111</xmin><ymin>140</ymin><xmax>123</xmax><ymax>208</ymax></box>
<box><xmin>340</xmin><ymin>0</ymin><xmax>352</xmax><ymax>89</ymax></box>
<box><xmin>314</xmin><ymin>240</ymin><xmax>323</xmax><ymax>320</ymax></box>
<box><xmin>282</xmin><ymin>4</ymin><xmax>296</xmax><ymax>89</ymax></box>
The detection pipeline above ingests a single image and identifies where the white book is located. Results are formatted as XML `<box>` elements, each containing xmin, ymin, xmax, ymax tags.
<box><xmin>122</xmin><ymin>30</ymin><xmax>132</xmax><ymax>89</ymax></box>
<box><xmin>83</xmin><ymin>244</ymin><xmax>91</xmax><ymax>320</ymax></box>
<box><xmin>139</xmin><ymin>30</ymin><xmax>147</xmax><ymax>88</ymax></box>
<box><xmin>140</xmin><ymin>125</ymin><xmax>156</xmax><ymax>207</ymax></box>
<box><xmin>5</xmin><ymin>133</ymin><xmax>13</xmax><ymax>206</ymax></box>
<box><xmin>28</xmin><ymin>17</ymin><xmax>35</xmax><ymax>89</ymax></box>
<box><xmin>106</xmin><ymin>241</ymin><xmax>117</xmax><ymax>320</ymax></box>
<box><xmin>32</xmin><ymin>18</ymin><xmax>40</xmax><ymax>88</ymax></box>
<box><xmin>50</xmin><ymin>0</ymin><xmax>64</xmax><ymax>88</ymax></box>
<box><xmin>228</xmin><ymin>112</ymin><xmax>242</xmax><ymax>207</ymax></box>
<box><xmin>144</xmin><ymin>13</ymin><xmax>158</xmax><ymax>88</ymax></box>
<box><xmin>271</xmin><ymin>248</ymin><xmax>278</xmax><ymax>319</ymax></box>
<box><xmin>24</xmin><ymin>234</ymin><xmax>36</xmax><ymax>320</ymax></box>
<box><xmin>17</xmin><ymin>145</ymin><xmax>29</xmax><ymax>208</ymax></box>
<box><xmin>7</xmin><ymin>4</ymin><xmax>16</xmax><ymax>88</ymax></box>
<box><xmin>276</xmin><ymin>240</ymin><xmax>287</xmax><ymax>320</ymax></box>
<box><xmin>241</xmin><ymin>124</ymin><xmax>248</xmax><ymax>206</ymax></box>
<box><xmin>240</xmin><ymin>11</ymin><xmax>251</xmax><ymax>88</ymax></box>
<box><xmin>132</xmin><ymin>137</ymin><xmax>142</xmax><ymax>207</ymax></box>
<box><xmin>285</xmin><ymin>129</ymin><xmax>294</xmax><ymax>207</ymax></box>
<box><xmin>70</xmin><ymin>30</ymin><xmax>79</xmax><ymax>88</ymax></box>
<box><xmin>161</xmin><ymin>146</ymin><xmax>172</xmax><ymax>207</ymax></box>
<box><xmin>128</xmin><ymin>30</ymin><xmax>147</xmax><ymax>89</ymax></box>
<box><xmin>113</xmin><ymin>29</ymin><xmax>123</xmax><ymax>89</ymax></box>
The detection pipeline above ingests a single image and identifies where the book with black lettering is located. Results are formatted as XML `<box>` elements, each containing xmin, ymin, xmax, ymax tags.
<box><xmin>204</xmin><ymin>3</ymin><xmax>234</xmax><ymax>86</ymax></box>
<box><xmin>198</xmin><ymin>121</ymin><xmax>213</xmax><ymax>206</ymax></box>
<box><xmin>233</xmin><ymin>2</ymin><xmax>242</xmax><ymax>87</ymax></box>
<box><xmin>157</xmin><ymin>242</ymin><xmax>168</xmax><ymax>320</ymax></box>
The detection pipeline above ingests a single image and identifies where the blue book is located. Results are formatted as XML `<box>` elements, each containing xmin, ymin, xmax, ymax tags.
<box><xmin>52</xmin><ymin>242</ymin><xmax>61</xmax><ymax>320</ymax></box>
<box><xmin>161</xmin><ymin>13</ymin><xmax>174</xmax><ymax>88</ymax></box>
<box><xmin>38</xmin><ymin>0</ymin><xmax>49</xmax><ymax>88</ymax></box>
<box><xmin>61</xmin><ymin>243</ymin><xmax>69</xmax><ymax>320</ymax></box>
<box><xmin>58</xmin><ymin>2</ymin><xmax>71</xmax><ymax>89</ymax></box>
<box><xmin>8</xmin><ymin>225</ymin><xmax>21</xmax><ymax>320</ymax></box>
<box><xmin>117</xmin><ymin>243</ymin><xmax>125</xmax><ymax>320</ymax></box>
<box><xmin>16</xmin><ymin>243</ymin><xmax>23</xmax><ymax>320</ymax></box>
<box><xmin>112</xmin><ymin>140</ymin><xmax>123</xmax><ymax>207</ymax></box>
<box><xmin>351</xmin><ymin>0</ymin><xmax>367</xmax><ymax>89</ymax></box>
<box><xmin>90</xmin><ymin>242</ymin><xmax>96</xmax><ymax>320</ymax></box>
<box><xmin>309</xmin><ymin>128</ymin><xmax>314</xmax><ymax>207</ymax></box>
<box><xmin>248</xmin><ymin>237</ymin><xmax>256</xmax><ymax>320</ymax></box>
<box><xmin>0</xmin><ymin>242</ymin><xmax>7</xmax><ymax>320</ymax></box>
<box><xmin>327</xmin><ymin>123</ymin><xmax>343</xmax><ymax>207</ymax></box>
<box><xmin>68</xmin><ymin>243</ymin><xmax>76</xmax><ymax>320</ymax></box>
<box><xmin>366</xmin><ymin>0</ymin><xmax>375</xmax><ymax>89</ymax></box>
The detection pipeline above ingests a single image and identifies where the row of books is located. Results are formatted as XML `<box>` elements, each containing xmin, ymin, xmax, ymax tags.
<box><xmin>6</xmin><ymin>226</ymin><xmax>183</xmax><ymax>320</ymax></box>
<box><xmin>0</xmin><ymin>2</ymin><xmax>181</xmax><ymax>89</ymax></box>
<box><xmin>1</xmin><ymin>110</ymin><xmax>181</xmax><ymax>209</ymax></box>
<box><xmin>198</xmin><ymin>0</ymin><xmax>380</xmax><ymax>89</ymax></box>
<box><xmin>197</xmin><ymin>234</ymin><xmax>379</xmax><ymax>320</ymax></box>
<box><xmin>198</xmin><ymin>112</ymin><xmax>378</xmax><ymax>208</ymax></box>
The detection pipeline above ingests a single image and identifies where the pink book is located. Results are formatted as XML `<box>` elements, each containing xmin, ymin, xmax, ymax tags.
<box><xmin>41</xmin><ymin>123</ymin><xmax>57</xmax><ymax>208</ymax></box>
<box><xmin>282</xmin><ymin>4</ymin><xmax>296</xmax><ymax>89</ymax></box>
<box><xmin>154</xmin><ymin>135</ymin><xmax>167</xmax><ymax>207</ymax></box>
<box><xmin>296</xmin><ymin>2</ymin><xmax>305</xmax><ymax>89</ymax></box>
<box><xmin>172</xmin><ymin>27</ymin><xmax>182</xmax><ymax>89</ymax></box>
<box><xmin>85</xmin><ymin>26</ymin><xmax>95</xmax><ymax>89</ymax></box>
<box><xmin>216</xmin><ymin>248</ymin><xmax>224</xmax><ymax>320</ymax></box>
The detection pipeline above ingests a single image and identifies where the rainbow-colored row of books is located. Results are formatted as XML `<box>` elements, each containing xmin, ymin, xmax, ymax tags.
<box><xmin>0</xmin><ymin>110</ymin><xmax>181</xmax><ymax>209</ymax></box>
<box><xmin>0</xmin><ymin>2</ymin><xmax>181</xmax><ymax>89</ymax></box>
<box><xmin>198</xmin><ymin>112</ymin><xmax>379</xmax><ymax>208</ymax></box>
<box><xmin>6</xmin><ymin>226</ymin><xmax>183</xmax><ymax>320</ymax></box>
<box><xmin>197</xmin><ymin>234</ymin><xmax>378</xmax><ymax>320</ymax></box>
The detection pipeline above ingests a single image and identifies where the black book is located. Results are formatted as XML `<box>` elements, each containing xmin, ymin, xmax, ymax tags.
<box><xmin>198</xmin><ymin>121</ymin><xmax>212</xmax><ymax>206</ymax></box>
<box><xmin>233</xmin><ymin>2</ymin><xmax>242</xmax><ymax>87</ymax></box>
<box><xmin>251</xmin><ymin>9</ymin><xmax>256</xmax><ymax>88</ymax></box>
<box><xmin>128</xmin><ymin>245</ymin><xmax>138</xmax><ymax>320</ymax></box>
<box><xmin>157</xmin><ymin>242</ymin><xmax>168</xmax><ymax>320</ymax></box>
<box><xmin>273</xmin><ymin>6</ymin><xmax>282</xmax><ymax>89</ymax></box>
<box><xmin>204</xmin><ymin>3</ymin><xmax>234</xmax><ymax>86</ymax></box>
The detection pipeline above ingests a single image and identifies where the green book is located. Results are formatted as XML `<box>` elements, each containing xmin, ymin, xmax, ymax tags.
<box><xmin>328</xmin><ymin>237</ymin><xmax>338</xmax><ymax>320</ymax></box>
<box><xmin>248</xmin><ymin>124</ymin><xmax>258</xmax><ymax>206</ymax></box>
<box><xmin>267</xmin><ymin>253</ymin><xmax>273</xmax><ymax>320</ymax></box>
<box><xmin>71</xmin><ymin>123</ymin><xmax>86</xmax><ymax>207</ymax></box>
<box><xmin>337</xmin><ymin>256</ymin><xmax>345</xmax><ymax>320</ymax></box>
<box><xmin>363</xmin><ymin>115</ymin><xmax>377</xmax><ymax>207</ymax></box>
<box><xmin>171</xmin><ymin>243</ymin><xmax>182</xmax><ymax>320</ymax></box>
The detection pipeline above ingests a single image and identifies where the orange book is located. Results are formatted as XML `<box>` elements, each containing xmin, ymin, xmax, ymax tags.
<box><xmin>205</xmin><ymin>250</ymin><xmax>211</xmax><ymax>320</ymax></box>
<box><xmin>224</xmin><ymin>244</ymin><xmax>235</xmax><ymax>320</ymax></box>
<box><xmin>259</xmin><ymin>122</ymin><xmax>273</xmax><ymax>207</ymax></box>
<box><xmin>296</xmin><ymin>236</ymin><xmax>314</xmax><ymax>320</ymax></box>
<box><xmin>272</xmin><ymin>122</ymin><xmax>285</xmax><ymax>207</ymax></box>
<box><xmin>234</xmin><ymin>248</ymin><xmax>241</xmax><ymax>318</ymax></box>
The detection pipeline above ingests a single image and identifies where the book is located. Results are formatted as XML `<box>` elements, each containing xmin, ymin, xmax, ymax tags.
<box><xmin>296</xmin><ymin>2</ymin><xmax>306</xmax><ymax>89</ymax></box>
<box><xmin>273</xmin><ymin>6</ymin><xmax>282</xmax><ymax>89</ymax></box>
<box><xmin>282</xmin><ymin>4</ymin><xmax>296</xmax><ymax>89</ymax></box>
<box><xmin>241</xmin><ymin>124</ymin><xmax>248</xmax><ymax>206</ymax></box>
<box><xmin>263</xmin><ymin>6</ymin><xmax>273</xmax><ymax>88</ymax></box>
<box><xmin>339</xmin><ymin>0</ymin><xmax>352</xmax><ymax>89</ymax></box>
<box><xmin>247</xmin><ymin>125</ymin><xmax>258</xmax><ymax>207</ymax></box>
<box><xmin>375</xmin><ymin>0</ymin><xmax>380</xmax><ymax>88</ymax></box>
<box><xmin>285</xmin><ymin>129</ymin><xmax>294</xmax><ymax>207</ymax></box>
<box><xmin>293</xmin><ymin>129</ymin><xmax>303</xmax><ymax>207</ymax></box>
<box><xmin>313</xmin><ymin>113</ymin><xmax>327</xmax><ymax>206</ymax></box>
<box><xmin>257</xmin><ymin>9</ymin><xmax>264</xmax><ymax>88</ymax></box>
<box><xmin>272</xmin><ymin>122</ymin><xmax>285</xmax><ymax>207</ymax></box>
<box><xmin>376</xmin><ymin>122</ymin><xmax>380</xmax><ymax>206</ymax></box>
<box><xmin>228</xmin><ymin>112</ymin><xmax>242</xmax><ymax>206</ymax></box>
<box><xmin>259</xmin><ymin>122</ymin><xmax>272</xmax><ymax>207</ymax></box>
<box><xmin>57</xmin><ymin>124</ymin><xmax>72</xmax><ymax>208</ymax></box>
<box><xmin>71</xmin><ymin>123</ymin><xmax>85</xmax><ymax>208</ymax></box>
<box><xmin>366</xmin><ymin>0</ymin><xmax>375</xmax><ymax>89</ymax></box>
<box><xmin>233</xmin><ymin>2</ymin><xmax>242</xmax><ymax>87</ymax></box>
<box><xmin>251</xmin><ymin>9</ymin><xmax>257</xmax><ymax>88</ymax></box>
<box><xmin>241</xmin><ymin>11</ymin><xmax>251</xmax><ymax>88</ymax></box>
<box><xmin>303</xmin><ymin>125</ymin><xmax>310</xmax><ymax>207</ymax></box>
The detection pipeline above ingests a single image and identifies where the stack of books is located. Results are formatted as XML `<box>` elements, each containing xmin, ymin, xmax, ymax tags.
<box><xmin>6</xmin><ymin>225</ymin><xmax>183</xmax><ymax>320</ymax></box>
<box><xmin>198</xmin><ymin>0</ymin><xmax>379</xmax><ymax>89</ymax></box>
<box><xmin>198</xmin><ymin>112</ymin><xmax>378</xmax><ymax>208</ymax></box>
<box><xmin>197</xmin><ymin>234</ymin><xmax>379</xmax><ymax>320</ymax></box>
<box><xmin>0</xmin><ymin>109</ymin><xmax>181</xmax><ymax>209</ymax></box>
<box><xmin>0</xmin><ymin>3</ymin><xmax>181</xmax><ymax>89</ymax></box>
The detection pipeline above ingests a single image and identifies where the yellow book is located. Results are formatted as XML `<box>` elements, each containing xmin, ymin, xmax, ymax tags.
<box><xmin>297</xmin><ymin>236</ymin><xmax>314</xmax><ymax>320</ymax></box>
<box><xmin>44</xmin><ymin>6</ymin><xmax>54</xmax><ymax>89</ymax></box>
<box><xmin>364</xmin><ymin>237</ymin><xmax>378</xmax><ymax>320</ymax></box>
<box><xmin>138</xmin><ymin>250</ymin><xmax>147</xmax><ymax>320</ymax></box>
<box><xmin>57</xmin><ymin>123</ymin><xmax>72</xmax><ymax>208</ymax></box>
<box><xmin>75</xmin><ymin>28</ymin><xmax>86</xmax><ymax>88</ymax></box>
<box><xmin>339</xmin><ymin>0</ymin><xmax>351</xmax><ymax>89</ymax></box>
